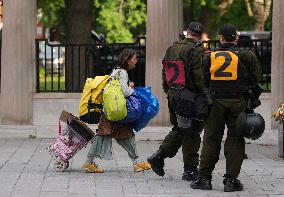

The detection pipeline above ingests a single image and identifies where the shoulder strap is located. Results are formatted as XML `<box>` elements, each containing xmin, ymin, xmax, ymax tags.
<box><xmin>187</xmin><ymin>40</ymin><xmax>204</xmax><ymax>91</ymax></box>
<box><xmin>114</xmin><ymin>70</ymin><xmax>121</xmax><ymax>80</ymax></box>
<box><xmin>110</xmin><ymin>67</ymin><xmax>122</xmax><ymax>80</ymax></box>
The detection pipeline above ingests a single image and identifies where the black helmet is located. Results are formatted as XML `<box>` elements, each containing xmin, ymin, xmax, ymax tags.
<box><xmin>188</xmin><ymin>22</ymin><xmax>204</xmax><ymax>36</ymax></box>
<box><xmin>236</xmin><ymin>112</ymin><xmax>265</xmax><ymax>140</ymax></box>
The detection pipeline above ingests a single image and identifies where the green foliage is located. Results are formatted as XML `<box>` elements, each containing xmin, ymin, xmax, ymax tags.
<box><xmin>39</xmin><ymin>66</ymin><xmax>45</xmax><ymax>78</ymax></box>
<box><xmin>265</xmin><ymin>5</ymin><xmax>273</xmax><ymax>31</ymax></box>
<box><xmin>37</xmin><ymin>0</ymin><xmax>146</xmax><ymax>43</ymax></box>
<box><xmin>125</xmin><ymin>0</ymin><xmax>147</xmax><ymax>36</ymax></box>
<box><xmin>220</xmin><ymin>0</ymin><xmax>256</xmax><ymax>31</ymax></box>
<box><xmin>37</xmin><ymin>0</ymin><xmax>64</xmax><ymax>27</ymax></box>
<box><xmin>37</xmin><ymin>0</ymin><xmax>65</xmax><ymax>41</ymax></box>
<box><xmin>96</xmin><ymin>0</ymin><xmax>133</xmax><ymax>43</ymax></box>
<box><xmin>183</xmin><ymin>0</ymin><xmax>219</xmax><ymax>37</ymax></box>
<box><xmin>95</xmin><ymin>0</ymin><xmax>146</xmax><ymax>43</ymax></box>
<box><xmin>183</xmin><ymin>0</ymin><xmax>271</xmax><ymax>38</ymax></box>
<box><xmin>37</xmin><ymin>0</ymin><xmax>271</xmax><ymax>42</ymax></box>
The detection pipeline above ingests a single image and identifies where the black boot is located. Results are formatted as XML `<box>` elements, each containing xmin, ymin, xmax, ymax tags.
<box><xmin>182</xmin><ymin>168</ymin><xmax>197</xmax><ymax>181</ymax></box>
<box><xmin>190</xmin><ymin>176</ymin><xmax>212</xmax><ymax>190</ymax></box>
<box><xmin>147</xmin><ymin>150</ymin><xmax>166</xmax><ymax>177</ymax></box>
<box><xmin>223</xmin><ymin>175</ymin><xmax>243</xmax><ymax>192</ymax></box>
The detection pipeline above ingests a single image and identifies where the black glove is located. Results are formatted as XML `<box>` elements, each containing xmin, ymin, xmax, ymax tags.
<box><xmin>252</xmin><ymin>98</ymin><xmax>261</xmax><ymax>109</ymax></box>
<box><xmin>246</xmin><ymin>83</ymin><xmax>263</xmax><ymax>113</ymax></box>
<box><xmin>246</xmin><ymin>96</ymin><xmax>261</xmax><ymax>114</ymax></box>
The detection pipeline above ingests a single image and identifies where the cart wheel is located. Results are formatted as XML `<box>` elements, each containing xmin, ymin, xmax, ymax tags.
<box><xmin>65</xmin><ymin>161</ymin><xmax>70</xmax><ymax>169</ymax></box>
<box><xmin>54</xmin><ymin>160</ymin><xmax>69</xmax><ymax>172</ymax></box>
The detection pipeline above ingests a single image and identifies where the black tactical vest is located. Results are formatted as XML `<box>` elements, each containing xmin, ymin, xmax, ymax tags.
<box><xmin>162</xmin><ymin>39</ymin><xmax>203</xmax><ymax>90</ymax></box>
<box><xmin>208</xmin><ymin>48</ymin><xmax>248</xmax><ymax>95</ymax></box>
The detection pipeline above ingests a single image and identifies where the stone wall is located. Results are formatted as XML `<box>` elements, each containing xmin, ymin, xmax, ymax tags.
<box><xmin>33</xmin><ymin>93</ymin><xmax>272</xmax><ymax>129</ymax></box>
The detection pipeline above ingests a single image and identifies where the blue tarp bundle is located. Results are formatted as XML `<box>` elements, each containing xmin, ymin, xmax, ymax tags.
<box><xmin>132</xmin><ymin>87</ymin><xmax>159</xmax><ymax>132</ymax></box>
<box><xmin>119</xmin><ymin>92</ymin><xmax>143</xmax><ymax>124</ymax></box>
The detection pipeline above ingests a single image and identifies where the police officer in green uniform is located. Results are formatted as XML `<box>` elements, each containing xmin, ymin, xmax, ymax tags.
<box><xmin>147</xmin><ymin>22</ymin><xmax>206</xmax><ymax>181</ymax></box>
<box><xmin>190</xmin><ymin>23</ymin><xmax>261</xmax><ymax>192</ymax></box>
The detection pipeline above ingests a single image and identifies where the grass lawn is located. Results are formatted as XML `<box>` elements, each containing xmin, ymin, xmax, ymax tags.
<box><xmin>261</xmin><ymin>82</ymin><xmax>271</xmax><ymax>92</ymax></box>
<box><xmin>39</xmin><ymin>75</ymin><xmax>65</xmax><ymax>91</ymax></box>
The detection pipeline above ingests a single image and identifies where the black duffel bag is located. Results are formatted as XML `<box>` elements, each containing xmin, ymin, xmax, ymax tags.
<box><xmin>175</xmin><ymin>88</ymin><xmax>209</xmax><ymax>134</ymax></box>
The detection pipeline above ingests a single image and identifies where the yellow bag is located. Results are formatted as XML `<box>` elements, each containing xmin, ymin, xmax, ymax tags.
<box><xmin>79</xmin><ymin>75</ymin><xmax>110</xmax><ymax>118</ymax></box>
<box><xmin>103</xmin><ymin>79</ymin><xmax>127</xmax><ymax>121</ymax></box>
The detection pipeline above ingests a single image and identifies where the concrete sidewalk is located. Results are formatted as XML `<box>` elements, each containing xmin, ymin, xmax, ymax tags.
<box><xmin>0</xmin><ymin>125</ymin><xmax>280</xmax><ymax>145</ymax></box>
<box><xmin>0</xmin><ymin>131</ymin><xmax>284</xmax><ymax>197</ymax></box>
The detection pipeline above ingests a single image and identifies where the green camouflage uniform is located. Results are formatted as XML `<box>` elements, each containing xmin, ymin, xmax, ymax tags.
<box><xmin>198</xmin><ymin>43</ymin><xmax>261</xmax><ymax>178</ymax></box>
<box><xmin>159</xmin><ymin>38</ymin><xmax>205</xmax><ymax>170</ymax></box>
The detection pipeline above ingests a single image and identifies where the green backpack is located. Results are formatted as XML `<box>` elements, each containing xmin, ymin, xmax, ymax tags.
<box><xmin>103</xmin><ymin>76</ymin><xmax>127</xmax><ymax>121</ymax></box>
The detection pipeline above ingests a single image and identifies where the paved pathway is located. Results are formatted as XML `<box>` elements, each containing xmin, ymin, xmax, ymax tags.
<box><xmin>0</xmin><ymin>137</ymin><xmax>284</xmax><ymax>197</ymax></box>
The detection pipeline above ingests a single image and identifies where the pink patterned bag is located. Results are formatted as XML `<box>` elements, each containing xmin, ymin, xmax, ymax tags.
<box><xmin>48</xmin><ymin>111</ymin><xmax>95</xmax><ymax>171</ymax></box>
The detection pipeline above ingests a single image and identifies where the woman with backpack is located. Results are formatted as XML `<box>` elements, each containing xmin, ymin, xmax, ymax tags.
<box><xmin>82</xmin><ymin>49</ymin><xmax>151</xmax><ymax>173</ymax></box>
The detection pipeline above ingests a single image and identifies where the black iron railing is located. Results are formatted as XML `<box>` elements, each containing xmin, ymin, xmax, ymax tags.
<box><xmin>35</xmin><ymin>37</ymin><xmax>146</xmax><ymax>92</ymax></box>
<box><xmin>35</xmin><ymin>37</ymin><xmax>271</xmax><ymax>92</ymax></box>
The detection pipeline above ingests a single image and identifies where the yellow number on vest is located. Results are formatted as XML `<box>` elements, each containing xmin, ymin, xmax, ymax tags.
<box><xmin>210</xmin><ymin>51</ymin><xmax>238</xmax><ymax>80</ymax></box>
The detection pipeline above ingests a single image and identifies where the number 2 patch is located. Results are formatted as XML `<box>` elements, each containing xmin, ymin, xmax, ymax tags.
<box><xmin>210</xmin><ymin>51</ymin><xmax>238</xmax><ymax>80</ymax></box>
<box><xmin>163</xmin><ymin>60</ymin><xmax>185</xmax><ymax>86</ymax></box>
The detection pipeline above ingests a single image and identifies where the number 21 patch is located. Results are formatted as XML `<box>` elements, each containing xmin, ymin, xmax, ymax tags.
<box><xmin>210</xmin><ymin>51</ymin><xmax>238</xmax><ymax>80</ymax></box>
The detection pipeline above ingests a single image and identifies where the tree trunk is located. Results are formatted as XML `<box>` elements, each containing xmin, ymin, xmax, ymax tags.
<box><xmin>244</xmin><ymin>0</ymin><xmax>253</xmax><ymax>16</ymax></box>
<box><xmin>65</xmin><ymin>0</ymin><xmax>92</xmax><ymax>92</ymax></box>
<box><xmin>218</xmin><ymin>0</ymin><xmax>234</xmax><ymax>16</ymax></box>
<box><xmin>119</xmin><ymin>0</ymin><xmax>124</xmax><ymax>16</ymax></box>
<box><xmin>253</xmin><ymin>0</ymin><xmax>272</xmax><ymax>31</ymax></box>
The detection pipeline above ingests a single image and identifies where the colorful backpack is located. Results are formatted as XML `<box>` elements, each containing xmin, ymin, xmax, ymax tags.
<box><xmin>79</xmin><ymin>75</ymin><xmax>110</xmax><ymax>123</ymax></box>
<box><xmin>103</xmin><ymin>73</ymin><xmax>127</xmax><ymax>121</ymax></box>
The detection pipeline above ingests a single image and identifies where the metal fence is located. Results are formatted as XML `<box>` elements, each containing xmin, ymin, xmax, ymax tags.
<box><xmin>35</xmin><ymin>37</ymin><xmax>271</xmax><ymax>93</ymax></box>
<box><xmin>35</xmin><ymin>38</ymin><xmax>146</xmax><ymax>92</ymax></box>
